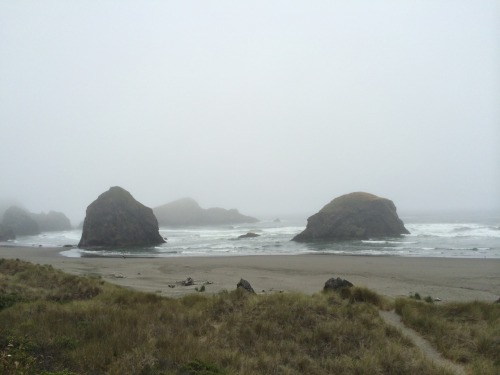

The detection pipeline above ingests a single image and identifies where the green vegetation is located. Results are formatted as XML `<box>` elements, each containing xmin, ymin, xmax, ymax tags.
<box><xmin>0</xmin><ymin>259</ymin><xmax>495</xmax><ymax>374</ymax></box>
<box><xmin>395</xmin><ymin>297</ymin><xmax>500</xmax><ymax>375</ymax></box>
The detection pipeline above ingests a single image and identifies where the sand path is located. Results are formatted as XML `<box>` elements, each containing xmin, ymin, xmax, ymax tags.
<box><xmin>379</xmin><ymin>310</ymin><xmax>466</xmax><ymax>375</ymax></box>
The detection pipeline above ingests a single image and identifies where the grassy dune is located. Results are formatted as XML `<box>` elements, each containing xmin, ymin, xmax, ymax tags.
<box><xmin>0</xmin><ymin>258</ymin><xmax>497</xmax><ymax>375</ymax></box>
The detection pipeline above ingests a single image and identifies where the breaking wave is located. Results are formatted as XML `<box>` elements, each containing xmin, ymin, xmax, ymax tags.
<box><xmin>3</xmin><ymin>215</ymin><xmax>499</xmax><ymax>259</ymax></box>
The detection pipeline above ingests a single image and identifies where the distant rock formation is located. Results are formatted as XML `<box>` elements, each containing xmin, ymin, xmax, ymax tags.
<box><xmin>78</xmin><ymin>186</ymin><xmax>165</xmax><ymax>249</ymax></box>
<box><xmin>0</xmin><ymin>198</ymin><xmax>23</xmax><ymax>220</ymax></box>
<box><xmin>2</xmin><ymin>206</ymin><xmax>40</xmax><ymax>235</ymax></box>
<box><xmin>292</xmin><ymin>192</ymin><xmax>409</xmax><ymax>242</ymax></box>
<box><xmin>1</xmin><ymin>206</ymin><xmax>72</xmax><ymax>235</ymax></box>
<box><xmin>31</xmin><ymin>211</ymin><xmax>72</xmax><ymax>232</ymax></box>
<box><xmin>153</xmin><ymin>198</ymin><xmax>258</xmax><ymax>227</ymax></box>
<box><xmin>0</xmin><ymin>224</ymin><xmax>15</xmax><ymax>241</ymax></box>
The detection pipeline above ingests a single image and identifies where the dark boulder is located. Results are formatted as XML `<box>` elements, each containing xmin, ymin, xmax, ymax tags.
<box><xmin>0</xmin><ymin>224</ymin><xmax>15</xmax><ymax>241</ymax></box>
<box><xmin>237</xmin><ymin>278</ymin><xmax>255</xmax><ymax>293</ymax></box>
<box><xmin>324</xmin><ymin>277</ymin><xmax>354</xmax><ymax>291</ymax></box>
<box><xmin>78</xmin><ymin>186</ymin><xmax>165</xmax><ymax>249</ymax></box>
<box><xmin>293</xmin><ymin>192</ymin><xmax>409</xmax><ymax>242</ymax></box>
<box><xmin>31</xmin><ymin>211</ymin><xmax>72</xmax><ymax>232</ymax></box>
<box><xmin>237</xmin><ymin>232</ymin><xmax>260</xmax><ymax>239</ymax></box>
<box><xmin>2</xmin><ymin>206</ymin><xmax>40</xmax><ymax>235</ymax></box>
<box><xmin>153</xmin><ymin>198</ymin><xmax>258</xmax><ymax>226</ymax></box>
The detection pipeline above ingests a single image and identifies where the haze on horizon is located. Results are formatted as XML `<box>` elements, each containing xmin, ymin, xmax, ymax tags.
<box><xmin>1</xmin><ymin>1</ymin><xmax>499</xmax><ymax>224</ymax></box>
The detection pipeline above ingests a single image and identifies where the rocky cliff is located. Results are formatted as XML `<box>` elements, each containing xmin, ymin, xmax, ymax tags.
<box><xmin>292</xmin><ymin>192</ymin><xmax>409</xmax><ymax>242</ymax></box>
<box><xmin>78</xmin><ymin>186</ymin><xmax>165</xmax><ymax>249</ymax></box>
<box><xmin>153</xmin><ymin>198</ymin><xmax>258</xmax><ymax>226</ymax></box>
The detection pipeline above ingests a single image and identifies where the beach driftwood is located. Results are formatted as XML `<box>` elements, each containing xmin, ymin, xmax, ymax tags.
<box><xmin>181</xmin><ymin>277</ymin><xmax>194</xmax><ymax>286</ymax></box>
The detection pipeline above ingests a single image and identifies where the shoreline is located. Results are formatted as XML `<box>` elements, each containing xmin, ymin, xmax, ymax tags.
<box><xmin>1</xmin><ymin>245</ymin><xmax>499</xmax><ymax>302</ymax></box>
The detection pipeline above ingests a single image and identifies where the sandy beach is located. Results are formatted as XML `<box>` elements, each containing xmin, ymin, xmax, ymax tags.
<box><xmin>1</xmin><ymin>245</ymin><xmax>498</xmax><ymax>302</ymax></box>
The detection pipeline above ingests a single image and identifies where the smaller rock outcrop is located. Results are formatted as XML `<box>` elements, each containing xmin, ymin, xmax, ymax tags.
<box><xmin>0</xmin><ymin>224</ymin><xmax>15</xmax><ymax>241</ymax></box>
<box><xmin>153</xmin><ymin>198</ymin><xmax>258</xmax><ymax>226</ymax></box>
<box><xmin>78</xmin><ymin>186</ymin><xmax>165</xmax><ymax>249</ymax></box>
<box><xmin>1</xmin><ymin>206</ymin><xmax>72</xmax><ymax>235</ymax></box>
<box><xmin>32</xmin><ymin>211</ymin><xmax>72</xmax><ymax>232</ymax></box>
<box><xmin>323</xmin><ymin>277</ymin><xmax>354</xmax><ymax>292</ymax></box>
<box><xmin>293</xmin><ymin>192</ymin><xmax>409</xmax><ymax>242</ymax></box>
<box><xmin>237</xmin><ymin>232</ymin><xmax>260</xmax><ymax>239</ymax></box>
<box><xmin>237</xmin><ymin>278</ymin><xmax>255</xmax><ymax>293</ymax></box>
<box><xmin>2</xmin><ymin>206</ymin><xmax>40</xmax><ymax>235</ymax></box>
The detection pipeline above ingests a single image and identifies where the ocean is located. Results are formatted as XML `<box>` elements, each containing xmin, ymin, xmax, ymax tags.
<box><xmin>2</xmin><ymin>211</ymin><xmax>499</xmax><ymax>259</ymax></box>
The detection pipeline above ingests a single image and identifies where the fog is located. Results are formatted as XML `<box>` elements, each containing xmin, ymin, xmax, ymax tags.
<box><xmin>1</xmin><ymin>1</ymin><xmax>499</xmax><ymax>224</ymax></box>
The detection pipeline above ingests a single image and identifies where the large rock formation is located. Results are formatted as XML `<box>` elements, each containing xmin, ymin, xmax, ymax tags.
<box><xmin>2</xmin><ymin>206</ymin><xmax>40</xmax><ymax>235</ymax></box>
<box><xmin>31</xmin><ymin>211</ymin><xmax>72</xmax><ymax>232</ymax></box>
<box><xmin>78</xmin><ymin>186</ymin><xmax>165</xmax><ymax>249</ymax></box>
<box><xmin>153</xmin><ymin>198</ymin><xmax>258</xmax><ymax>227</ymax></box>
<box><xmin>292</xmin><ymin>192</ymin><xmax>409</xmax><ymax>242</ymax></box>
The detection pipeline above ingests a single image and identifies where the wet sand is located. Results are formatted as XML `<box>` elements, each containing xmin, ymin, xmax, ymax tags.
<box><xmin>1</xmin><ymin>246</ymin><xmax>498</xmax><ymax>302</ymax></box>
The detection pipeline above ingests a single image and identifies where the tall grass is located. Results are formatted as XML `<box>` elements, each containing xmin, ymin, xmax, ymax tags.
<box><xmin>395</xmin><ymin>297</ymin><xmax>500</xmax><ymax>375</ymax></box>
<box><xmin>0</xmin><ymin>259</ymin><xmax>458</xmax><ymax>374</ymax></box>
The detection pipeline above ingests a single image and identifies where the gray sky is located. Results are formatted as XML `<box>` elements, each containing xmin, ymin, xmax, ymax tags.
<box><xmin>1</xmin><ymin>1</ymin><xmax>499</xmax><ymax>223</ymax></box>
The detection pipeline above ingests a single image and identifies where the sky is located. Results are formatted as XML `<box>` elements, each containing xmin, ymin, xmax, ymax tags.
<box><xmin>1</xmin><ymin>1</ymin><xmax>499</xmax><ymax>223</ymax></box>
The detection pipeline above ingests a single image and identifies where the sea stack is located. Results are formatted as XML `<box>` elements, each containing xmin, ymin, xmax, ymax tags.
<box><xmin>292</xmin><ymin>192</ymin><xmax>409</xmax><ymax>242</ymax></box>
<box><xmin>32</xmin><ymin>211</ymin><xmax>72</xmax><ymax>232</ymax></box>
<box><xmin>78</xmin><ymin>186</ymin><xmax>165</xmax><ymax>249</ymax></box>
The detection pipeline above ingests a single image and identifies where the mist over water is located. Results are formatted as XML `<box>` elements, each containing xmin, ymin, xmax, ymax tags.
<box><xmin>1</xmin><ymin>2</ymin><xmax>499</xmax><ymax>225</ymax></box>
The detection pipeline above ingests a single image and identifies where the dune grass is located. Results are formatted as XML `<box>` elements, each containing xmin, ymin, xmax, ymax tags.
<box><xmin>395</xmin><ymin>297</ymin><xmax>500</xmax><ymax>375</ymax></box>
<box><xmin>0</xmin><ymin>258</ymin><xmax>488</xmax><ymax>374</ymax></box>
